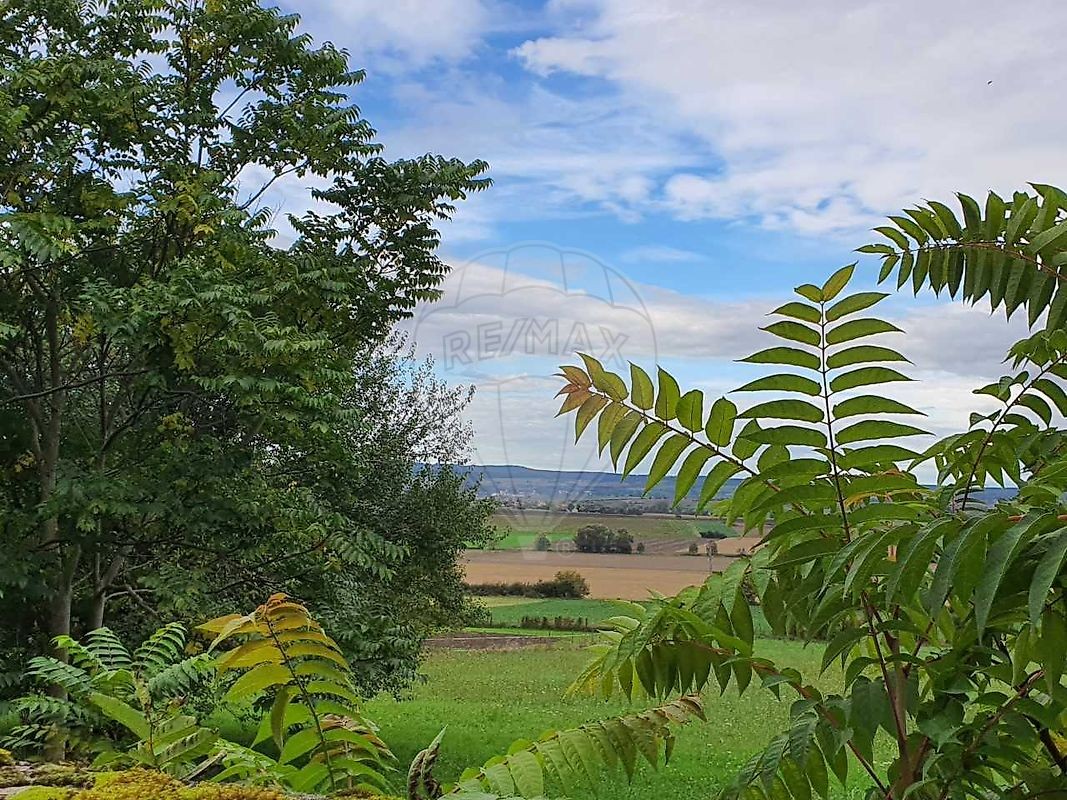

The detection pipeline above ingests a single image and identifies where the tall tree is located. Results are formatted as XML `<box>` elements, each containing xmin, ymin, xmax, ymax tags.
<box><xmin>0</xmin><ymin>0</ymin><xmax>488</xmax><ymax>679</ymax></box>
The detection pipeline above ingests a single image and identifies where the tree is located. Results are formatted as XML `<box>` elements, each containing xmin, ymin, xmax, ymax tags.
<box><xmin>552</xmin><ymin>185</ymin><xmax>1067</xmax><ymax>799</ymax></box>
<box><xmin>0</xmin><ymin>0</ymin><xmax>488</xmax><ymax>701</ymax></box>
<box><xmin>573</xmin><ymin>523</ymin><xmax>610</xmax><ymax>553</ymax></box>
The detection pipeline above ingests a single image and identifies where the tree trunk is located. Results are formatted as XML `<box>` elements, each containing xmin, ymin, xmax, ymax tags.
<box><xmin>43</xmin><ymin>546</ymin><xmax>78</xmax><ymax>762</ymax></box>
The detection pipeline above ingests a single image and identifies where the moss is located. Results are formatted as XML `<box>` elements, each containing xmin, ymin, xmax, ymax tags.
<box><xmin>69</xmin><ymin>770</ymin><xmax>292</xmax><ymax>799</ymax></box>
<box><xmin>12</xmin><ymin>788</ymin><xmax>76</xmax><ymax>800</ymax></box>
<box><xmin>0</xmin><ymin>763</ymin><xmax>90</xmax><ymax>790</ymax></box>
<box><xmin>0</xmin><ymin>748</ymin><xmax>14</xmax><ymax>767</ymax></box>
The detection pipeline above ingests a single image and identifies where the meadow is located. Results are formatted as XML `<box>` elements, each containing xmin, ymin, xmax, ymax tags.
<box><xmin>364</xmin><ymin>637</ymin><xmax>882</xmax><ymax>800</ymax></box>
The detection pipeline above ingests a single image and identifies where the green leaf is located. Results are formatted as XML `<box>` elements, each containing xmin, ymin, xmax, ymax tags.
<box><xmin>676</xmin><ymin>390</ymin><xmax>704</xmax><ymax>432</ymax></box>
<box><xmin>655</xmin><ymin>368</ymin><xmax>680</xmax><ymax>420</ymax></box>
<box><xmin>739</xmin><ymin>399</ymin><xmax>824</xmax><ymax>423</ymax></box>
<box><xmin>975</xmin><ymin>512</ymin><xmax>1057</xmax><ymax>637</ymax></box>
<box><xmin>698</xmin><ymin>461</ymin><xmax>741</xmax><ymax>510</ymax></box>
<box><xmin>832</xmin><ymin>395</ymin><xmax>923</xmax><ymax>419</ymax></box>
<box><xmin>740</xmin><ymin>347</ymin><xmax>821</xmax><ymax>371</ymax></box>
<box><xmin>734</xmin><ymin>374</ymin><xmax>822</xmax><ymax>396</ymax></box>
<box><xmin>224</xmin><ymin>663</ymin><xmax>291</xmax><ymax>702</ymax></box>
<box><xmin>825</xmin><ymin>292</ymin><xmax>888</xmax><ymax>322</ymax></box>
<box><xmin>820</xmin><ymin>628</ymin><xmax>867</xmax><ymax>674</ymax></box>
<box><xmin>826</xmin><ymin>345</ymin><xmax>908</xmax><ymax>369</ymax></box>
<box><xmin>609</xmin><ymin>412</ymin><xmax>643</xmax><ymax>467</ymax></box>
<box><xmin>1029</xmin><ymin>527</ymin><xmax>1067</xmax><ymax>625</ymax></box>
<box><xmin>580</xmin><ymin>354</ymin><xmax>627</xmax><ymax>401</ymax></box>
<box><xmin>741</xmin><ymin>425</ymin><xmax>826</xmax><ymax>448</ymax></box>
<box><xmin>1028</xmin><ymin>217</ymin><xmax>1067</xmax><ymax>253</ymax></box>
<box><xmin>733</xmin><ymin>420</ymin><xmax>762</xmax><ymax>460</ymax></box>
<box><xmin>1018</xmin><ymin>392</ymin><xmax>1053</xmax><ymax>426</ymax></box>
<box><xmin>705</xmin><ymin>397</ymin><xmax>738</xmax><ymax>446</ymax></box>
<box><xmin>795</xmin><ymin>284</ymin><xmax>824</xmax><ymax>303</ymax></box>
<box><xmin>825</xmin><ymin>319</ymin><xmax>902</xmax><ymax>345</ymax></box>
<box><xmin>772</xmin><ymin>301</ymin><xmax>821</xmax><ymax>323</ymax></box>
<box><xmin>623</xmin><ymin>422</ymin><xmax>668</xmax><ymax>476</ymax></box>
<box><xmin>675</xmin><ymin>448</ymin><xmax>714</xmax><ymax>504</ymax></box>
<box><xmin>597</xmin><ymin>401</ymin><xmax>629</xmax><ymax>453</ymax></box>
<box><xmin>886</xmin><ymin>518</ymin><xmax>957</xmax><ymax>604</ymax></box>
<box><xmin>838</xmin><ymin>445</ymin><xmax>921</xmax><ymax>468</ymax></box>
<box><xmin>835</xmin><ymin>420</ymin><xmax>927</xmax><ymax>445</ymax></box>
<box><xmin>89</xmin><ymin>693</ymin><xmax>150</xmax><ymax>740</ymax></box>
<box><xmin>645</xmin><ymin>434</ymin><xmax>690</xmax><ymax>492</ymax></box>
<box><xmin>507</xmin><ymin>749</ymin><xmax>544</xmax><ymax>798</ymax></box>
<box><xmin>821</xmin><ymin>265</ymin><xmax>855</xmax><ymax>301</ymax></box>
<box><xmin>829</xmin><ymin>367</ymin><xmax>911</xmax><ymax>393</ymax></box>
<box><xmin>762</xmin><ymin>321</ymin><xmax>820</xmax><ymax>347</ymax></box>
<box><xmin>575</xmin><ymin>394</ymin><xmax>610</xmax><ymax>442</ymax></box>
<box><xmin>631</xmin><ymin>364</ymin><xmax>655</xmax><ymax>410</ymax></box>
<box><xmin>580</xmin><ymin>354</ymin><xmax>627</xmax><ymax>400</ymax></box>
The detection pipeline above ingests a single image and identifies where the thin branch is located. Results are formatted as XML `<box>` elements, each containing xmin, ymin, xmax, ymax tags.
<box><xmin>2</xmin><ymin>368</ymin><xmax>150</xmax><ymax>405</ymax></box>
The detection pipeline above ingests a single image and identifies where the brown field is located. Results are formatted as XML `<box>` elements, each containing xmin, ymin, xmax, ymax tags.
<box><xmin>462</xmin><ymin>549</ymin><xmax>734</xmax><ymax>599</ymax></box>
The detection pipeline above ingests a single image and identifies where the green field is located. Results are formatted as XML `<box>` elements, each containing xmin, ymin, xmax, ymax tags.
<box><xmin>483</xmin><ymin>510</ymin><xmax>736</xmax><ymax>550</ymax></box>
<box><xmin>476</xmin><ymin>596</ymin><xmax>771</xmax><ymax>637</ymax></box>
<box><xmin>481</xmin><ymin>597</ymin><xmax>634</xmax><ymax>627</ymax></box>
<box><xmin>365</xmin><ymin>638</ymin><xmax>881</xmax><ymax>799</ymax></box>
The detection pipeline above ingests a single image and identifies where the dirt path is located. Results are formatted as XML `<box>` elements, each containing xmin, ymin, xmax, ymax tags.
<box><xmin>462</xmin><ymin>550</ymin><xmax>731</xmax><ymax>599</ymax></box>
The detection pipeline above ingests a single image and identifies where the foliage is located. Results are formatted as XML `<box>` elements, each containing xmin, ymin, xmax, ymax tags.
<box><xmin>201</xmin><ymin>594</ymin><xmax>393</xmax><ymax>795</ymax></box>
<box><xmin>573</xmin><ymin>524</ymin><xmax>634</xmax><ymax>554</ymax></box>
<box><xmin>552</xmin><ymin>188</ymin><xmax>1067</xmax><ymax>799</ymax></box>
<box><xmin>533</xmin><ymin>533</ymin><xmax>552</xmax><ymax>552</ymax></box>
<box><xmin>0</xmin><ymin>0</ymin><xmax>489</xmax><ymax>700</ymax></box>
<box><xmin>407</xmin><ymin>696</ymin><xmax>705</xmax><ymax>800</ymax></box>
<box><xmin>465</xmin><ymin>572</ymin><xmax>590</xmax><ymax>599</ymax></box>
<box><xmin>3</xmin><ymin>625</ymin><xmax>215</xmax><ymax>772</ymax></box>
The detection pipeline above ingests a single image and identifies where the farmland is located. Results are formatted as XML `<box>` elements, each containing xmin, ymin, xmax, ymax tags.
<box><xmin>365</xmin><ymin>638</ymin><xmax>880</xmax><ymax>800</ymax></box>
<box><xmin>462</xmin><ymin>549</ymin><xmax>731</xmax><ymax>599</ymax></box>
<box><xmin>485</xmin><ymin>509</ymin><xmax>738</xmax><ymax>551</ymax></box>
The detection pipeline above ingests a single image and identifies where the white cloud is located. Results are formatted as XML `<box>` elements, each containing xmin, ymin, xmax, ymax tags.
<box><xmin>408</xmin><ymin>258</ymin><xmax>1034</xmax><ymax>468</ymax></box>
<box><xmin>299</xmin><ymin>0</ymin><xmax>492</xmax><ymax>66</ymax></box>
<box><xmin>620</xmin><ymin>245</ymin><xmax>704</xmax><ymax>264</ymax></box>
<box><xmin>513</xmin><ymin>0</ymin><xmax>1067</xmax><ymax>234</ymax></box>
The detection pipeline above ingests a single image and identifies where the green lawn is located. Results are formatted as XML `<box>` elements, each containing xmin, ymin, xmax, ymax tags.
<box><xmin>365</xmin><ymin>638</ymin><xmax>882</xmax><ymax>800</ymax></box>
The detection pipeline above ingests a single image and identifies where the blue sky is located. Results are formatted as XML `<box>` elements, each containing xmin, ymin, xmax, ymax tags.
<box><xmin>276</xmin><ymin>0</ymin><xmax>1064</xmax><ymax>473</ymax></box>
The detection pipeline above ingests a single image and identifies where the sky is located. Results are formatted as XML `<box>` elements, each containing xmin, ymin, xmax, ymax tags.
<box><xmin>278</xmin><ymin>0</ymin><xmax>1065</xmax><ymax>475</ymax></box>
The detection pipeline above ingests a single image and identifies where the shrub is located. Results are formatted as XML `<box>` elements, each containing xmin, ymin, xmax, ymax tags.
<box><xmin>635</xmin><ymin>542</ymin><xmax>645</xmax><ymax>554</ymax></box>
<box><xmin>548</xmin><ymin>570</ymin><xmax>590</xmax><ymax>598</ymax></box>
<box><xmin>554</xmin><ymin>187</ymin><xmax>1067</xmax><ymax>799</ymax></box>
<box><xmin>465</xmin><ymin>571</ymin><xmax>589</xmax><ymax>599</ymax></box>
<box><xmin>533</xmin><ymin>533</ymin><xmax>552</xmax><ymax>551</ymax></box>
<box><xmin>686</xmin><ymin>542</ymin><xmax>699</xmax><ymax>556</ymax></box>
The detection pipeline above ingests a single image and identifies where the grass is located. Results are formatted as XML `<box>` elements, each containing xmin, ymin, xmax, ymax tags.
<box><xmin>483</xmin><ymin>510</ymin><xmax>736</xmax><ymax>549</ymax></box>
<box><xmin>365</xmin><ymin>637</ymin><xmax>882</xmax><ymax>800</ymax></box>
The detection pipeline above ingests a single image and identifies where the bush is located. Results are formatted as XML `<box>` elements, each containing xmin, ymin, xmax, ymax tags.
<box><xmin>533</xmin><ymin>533</ymin><xmax>552</xmax><ymax>551</ymax></box>
<box><xmin>518</xmin><ymin>616</ymin><xmax>595</xmax><ymax>632</ymax></box>
<box><xmin>465</xmin><ymin>570</ymin><xmax>589</xmax><ymax>599</ymax></box>
<box><xmin>687</xmin><ymin>542</ymin><xmax>700</xmax><ymax>555</ymax></box>
<box><xmin>635</xmin><ymin>542</ymin><xmax>645</xmax><ymax>554</ymax></box>
<box><xmin>550</xmin><ymin>570</ymin><xmax>590</xmax><ymax>598</ymax></box>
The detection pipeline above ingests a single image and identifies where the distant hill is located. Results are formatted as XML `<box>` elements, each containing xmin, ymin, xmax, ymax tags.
<box><xmin>459</xmin><ymin>464</ymin><xmax>1015</xmax><ymax>506</ymax></box>
<box><xmin>465</xmin><ymin>463</ymin><xmax>735</xmax><ymax>503</ymax></box>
